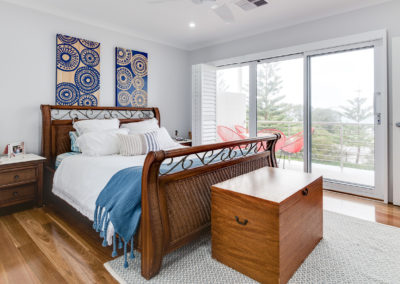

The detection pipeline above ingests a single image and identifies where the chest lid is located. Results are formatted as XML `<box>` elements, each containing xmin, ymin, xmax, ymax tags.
<box><xmin>212</xmin><ymin>167</ymin><xmax>322</xmax><ymax>204</ymax></box>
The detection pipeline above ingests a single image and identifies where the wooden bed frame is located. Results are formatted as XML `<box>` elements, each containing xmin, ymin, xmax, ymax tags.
<box><xmin>41</xmin><ymin>105</ymin><xmax>280</xmax><ymax>280</ymax></box>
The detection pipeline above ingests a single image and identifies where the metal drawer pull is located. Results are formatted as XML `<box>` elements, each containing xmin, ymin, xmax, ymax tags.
<box><xmin>12</xmin><ymin>191</ymin><xmax>19</xmax><ymax>197</ymax></box>
<box><xmin>14</xmin><ymin>175</ymin><xmax>20</xmax><ymax>180</ymax></box>
<box><xmin>235</xmin><ymin>216</ymin><xmax>248</xmax><ymax>226</ymax></box>
<box><xmin>302</xmin><ymin>188</ymin><xmax>309</xmax><ymax>196</ymax></box>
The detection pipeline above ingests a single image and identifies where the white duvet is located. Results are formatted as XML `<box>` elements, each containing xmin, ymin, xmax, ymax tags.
<box><xmin>53</xmin><ymin>154</ymin><xmax>147</xmax><ymax>220</ymax></box>
<box><xmin>53</xmin><ymin>145</ymin><xmax>184</xmax><ymax>244</ymax></box>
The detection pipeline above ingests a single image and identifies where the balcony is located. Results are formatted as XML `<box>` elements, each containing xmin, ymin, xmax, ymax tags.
<box><xmin>218</xmin><ymin>120</ymin><xmax>374</xmax><ymax>187</ymax></box>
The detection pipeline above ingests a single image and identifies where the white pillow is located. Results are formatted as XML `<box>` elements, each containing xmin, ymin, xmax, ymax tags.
<box><xmin>157</xmin><ymin>127</ymin><xmax>179</xmax><ymax>149</ymax></box>
<box><xmin>73</xmin><ymin>118</ymin><xmax>120</xmax><ymax>136</ymax></box>
<box><xmin>76</xmin><ymin>128</ymin><xmax>128</xmax><ymax>156</ymax></box>
<box><xmin>120</xmin><ymin>118</ymin><xmax>159</xmax><ymax>134</ymax></box>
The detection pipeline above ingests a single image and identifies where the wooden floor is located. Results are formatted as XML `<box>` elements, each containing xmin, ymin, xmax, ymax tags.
<box><xmin>0</xmin><ymin>190</ymin><xmax>400</xmax><ymax>284</ymax></box>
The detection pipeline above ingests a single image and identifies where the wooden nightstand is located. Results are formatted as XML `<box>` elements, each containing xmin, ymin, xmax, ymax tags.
<box><xmin>174</xmin><ymin>139</ymin><xmax>192</xmax><ymax>147</ymax></box>
<box><xmin>0</xmin><ymin>154</ymin><xmax>46</xmax><ymax>209</ymax></box>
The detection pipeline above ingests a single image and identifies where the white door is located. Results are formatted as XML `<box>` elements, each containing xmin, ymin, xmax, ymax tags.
<box><xmin>393</xmin><ymin>37</ymin><xmax>400</xmax><ymax>206</ymax></box>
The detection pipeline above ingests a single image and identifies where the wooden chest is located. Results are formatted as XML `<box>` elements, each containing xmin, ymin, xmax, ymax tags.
<box><xmin>211</xmin><ymin>167</ymin><xmax>323</xmax><ymax>284</ymax></box>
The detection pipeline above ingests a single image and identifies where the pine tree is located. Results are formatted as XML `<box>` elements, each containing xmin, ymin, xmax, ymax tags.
<box><xmin>256</xmin><ymin>63</ymin><xmax>289</xmax><ymax>122</ymax></box>
<box><xmin>340</xmin><ymin>91</ymin><xmax>373</xmax><ymax>164</ymax></box>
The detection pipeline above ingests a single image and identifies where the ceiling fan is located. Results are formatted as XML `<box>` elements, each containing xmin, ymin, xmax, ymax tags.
<box><xmin>147</xmin><ymin>0</ymin><xmax>268</xmax><ymax>24</ymax></box>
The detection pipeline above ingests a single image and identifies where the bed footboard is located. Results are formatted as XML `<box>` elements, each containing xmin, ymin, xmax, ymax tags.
<box><xmin>140</xmin><ymin>135</ymin><xmax>279</xmax><ymax>279</ymax></box>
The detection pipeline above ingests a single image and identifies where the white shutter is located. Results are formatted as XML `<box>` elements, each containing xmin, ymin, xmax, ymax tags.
<box><xmin>192</xmin><ymin>64</ymin><xmax>217</xmax><ymax>146</ymax></box>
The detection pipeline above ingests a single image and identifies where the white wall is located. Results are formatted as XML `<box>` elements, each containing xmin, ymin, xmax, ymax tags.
<box><xmin>189</xmin><ymin>0</ymin><xmax>400</xmax><ymax>203</ymax></box>
<box><xmin>0</xmin><ymin>1</ymin><xmax>191</xmax><ymax>154</ymax></box>
<box><xmin>189</xmin><ymin>1</ymin><xmax>400</xmax><ymax>64</ymax></box>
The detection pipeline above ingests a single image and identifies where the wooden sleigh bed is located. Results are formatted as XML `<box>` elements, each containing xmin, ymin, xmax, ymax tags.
<box><xmin>41</xmin><ymin>105</ymin><xmax>280</xmax><ymax>280</ymax></box>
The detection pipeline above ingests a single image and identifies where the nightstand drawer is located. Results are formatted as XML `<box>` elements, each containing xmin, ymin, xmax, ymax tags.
<box><xmin>0</xmin><ymin>167</ymin><xmax>36</xmax><ymax>187</ymax></box>
<box><xmin>0</xmin><ymin>184</ymin><xmax>36</xmax><ymax>205</ymax></box>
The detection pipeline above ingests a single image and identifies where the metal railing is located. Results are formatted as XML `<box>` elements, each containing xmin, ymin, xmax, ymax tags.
<box><xmin>256</xmin><ymin>120</ymin><xmax>374</xmax><ymax>171</ymax></box>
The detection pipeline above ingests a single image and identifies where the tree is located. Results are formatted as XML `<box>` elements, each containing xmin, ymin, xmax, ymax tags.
<box><xmin>256</xmin><ymin>63</ymin><xmax>289</xmax><ymax>122</ymax></box>
<box><xmin>311</xmin><ymin>108</ymin><xmax>342</xmax><ymax>165</ymax></box>
<box><xmin>340</xmin><ymin>91</ymin><xmax>373</xmax><ymax>164</ymax></box>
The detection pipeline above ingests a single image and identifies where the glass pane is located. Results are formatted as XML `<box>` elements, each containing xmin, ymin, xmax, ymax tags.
<box><xmin>216</xmin><ymin>66</ymin><xmax>249</xmax><ymax>141</ymax></box>
<box><xmin>257</xmin><ymin>58</ymin><xmax>304</xmax><ymax>170</ymax></box>
<box><xmin>310</xmin><ymin>48</ymin><xmax>374</xmax><ymax>188</ymax></box>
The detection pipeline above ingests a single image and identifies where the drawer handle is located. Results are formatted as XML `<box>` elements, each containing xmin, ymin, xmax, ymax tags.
<box><xmin>302</xmin><ymin>188</ymin><xmax>309</xmax><ymax>196</ymax></box>
<box><xmin>235</xmin><ymin>216</ymin><xmax>248</xmax><ymax>226</ymax></box>
<box><xmin>14</xmin><ymin>175</ymin><xmax>20</xmax><ymax>180</ymax></box>
<box><xmin>12</xmin><ymin>191</ymin><xmax>19</xmax><ymax>197</ymax></box>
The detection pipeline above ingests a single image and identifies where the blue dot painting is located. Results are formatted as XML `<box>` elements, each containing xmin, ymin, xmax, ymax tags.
<box><xmin>56</xmin><ymin>34</ymin><xmax>100</xmax><ymax>106</ymax></box>
<box><xmin>115</xmin><ymin>47</ymin><xmax>148</xmax><ymax>107</ymax></box>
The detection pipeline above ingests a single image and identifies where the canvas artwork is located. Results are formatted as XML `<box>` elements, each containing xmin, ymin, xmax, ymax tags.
<box><xmin>56</xmin><ymin>34</ymin><xmax>100</xmax><ymax>106</ymax></box>
<box><xmin>115</xmin><ymin>47</ymin><xmax>148</xmax><ymax>107</ymax></box>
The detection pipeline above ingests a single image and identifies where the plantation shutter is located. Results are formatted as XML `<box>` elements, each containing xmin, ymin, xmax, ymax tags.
<box><xmin>192</xmin><ymin>64</ymin><xmax>217</xmax><ymax>146</ymax></box>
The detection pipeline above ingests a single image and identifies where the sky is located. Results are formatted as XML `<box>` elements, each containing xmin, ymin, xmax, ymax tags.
<box><xmin>217</xmin><ymin>47</ymin><xmax>375</xmax><ymax>123</ymax></box>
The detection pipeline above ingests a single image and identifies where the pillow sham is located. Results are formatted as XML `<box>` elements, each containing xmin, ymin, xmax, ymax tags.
<box><xmin>157</xmin><ymin>127</ymin><xmax>180</xmax><ymax>149</ymax></box>
<box><xmin>73</xmin><ymin>118</ymin><xmax>120</xmax><ymax>136</ymax></box>
<box><xmin>118</xmin><ymin>131</ymin><xmax>161</xmax><ymax>156</ymax></box>
<box><xmin>76</xmin><ymin>128</ymin><xmax>129</xmax><ymax>156</ymax></box>
<box><xmin>69</xmin><ymin>131</ymin><xmax>80</xmax><ymax>153</ymax></box>
<box><xmin>120</xmin><ymin>118</ymin><xmax>159</xmax><ymax>134</ymax></box>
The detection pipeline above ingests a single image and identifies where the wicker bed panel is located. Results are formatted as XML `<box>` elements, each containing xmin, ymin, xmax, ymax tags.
<box><xmin>164</xmin><ymin>156</ymin><xmax>268</xmax><ymax>242</ymax></box>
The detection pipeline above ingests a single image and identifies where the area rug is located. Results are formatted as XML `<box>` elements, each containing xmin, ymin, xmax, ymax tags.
<box><xmin>104</xmin><ymin>211</ymin><xmax>400</xmax><ymax>283</ymax></box>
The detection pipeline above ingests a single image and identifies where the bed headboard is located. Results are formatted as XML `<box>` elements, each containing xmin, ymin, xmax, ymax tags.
<box><xmin>41</xmin><ymin>105</ymin><xmax>160</xmax><ymax>167</ymax></box>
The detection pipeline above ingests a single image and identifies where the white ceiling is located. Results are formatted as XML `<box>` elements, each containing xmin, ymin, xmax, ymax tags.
<box><xmin>4</xmin><ymin>0</ymin><xmax>391</xmax><ymax>50</ymax></box>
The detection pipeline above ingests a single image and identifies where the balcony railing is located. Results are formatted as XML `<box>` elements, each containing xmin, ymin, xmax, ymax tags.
<box><xmin>256</xmin><ymin>120</ymin><xmax>374</xmax><ymax>171</ymax></box>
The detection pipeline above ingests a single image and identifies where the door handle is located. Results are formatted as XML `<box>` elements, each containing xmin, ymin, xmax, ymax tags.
<box><xmin>376</xmin><ymin>113</ymin><xmax>382</xmax><ymax>126</ymax></box>
<box><xmin>374</xmin><ymin>92</ymin><xmax>381</xmax><ymax>126</ymax></box>
<box><xmin>396</xmin><ymin>122</ymin><xmax>400</xmax><ymax>128</ymax></box>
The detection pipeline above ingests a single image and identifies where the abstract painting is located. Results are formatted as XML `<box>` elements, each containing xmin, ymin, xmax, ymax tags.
<box><xmin>115</xmin><ymin>47</ymin><xmax>148</xmax><ymax>107</ymax></box>
<box><xmin>56</xmin><ymin>34</ymin><xmax>100</xmax><ymax>106</ymax></box>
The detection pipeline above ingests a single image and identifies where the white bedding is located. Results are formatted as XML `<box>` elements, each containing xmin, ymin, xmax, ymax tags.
<box><xmin>53</xmin><ymin>154</ymin><xmax>147</xmax><ymax>220</ymax></box>
<box><xmin>53</xmin><ymin>145</ymin><xmax>184</xmax><ymax>244</ymax></box>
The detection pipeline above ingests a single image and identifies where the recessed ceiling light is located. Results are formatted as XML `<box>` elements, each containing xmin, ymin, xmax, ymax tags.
<box><xmin>188</xmin><ymin>22</ymin><xmax>196</xmax><ymax>28</ymax></box>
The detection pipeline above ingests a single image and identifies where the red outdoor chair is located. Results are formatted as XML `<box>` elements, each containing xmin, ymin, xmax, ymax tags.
<box><xmin>217</xmin><ymin>126</ymin><xmax>247</xmax><ymax>142</ymax></box>
<box><xmin>257</xmin><ymin>128</ymin><xmax>286</xmax><ymax>152</ymax></box>
<box><xmin>234</xmin><ymin>125</ymin><xmax>248</xmax><ymax>135</ymax></box>
<box><xmin>280</xmin><ymin>128</ymin><xmax>315</xmax><ymax>168</ymax></box>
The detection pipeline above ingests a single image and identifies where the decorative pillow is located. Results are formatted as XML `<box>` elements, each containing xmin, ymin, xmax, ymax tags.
<box><xmin>120</xmin><ymin>118</ymin><xmax>159</xmax><ymax>134</ymax></box>
<box><xmin>76</xmin><ymin>128</ymin><xmax>129</xmax><ymax>156</ymax></box>
<box><xmin>144</xmin><ymin>131</ymin><xmax>161</xmax><ymax>152</ymax></box>
<box><xmin>157</xmin><ymin>127</ymin><xmax>180</xmax><ymax>149</ymax></box>
<box><xmin>73</xmin><ymin>118</ymin><xmax>120</xmax><ymax>136</ymax></box>
<box><xmin>69</xmin><ymin>131</ymin><xmax>80</xmax><ymax>152</ymax></box>
<box><xmin>118</xmin><ymin>131</ymin><xmax>161</xmax><ymax>156</ymax></box>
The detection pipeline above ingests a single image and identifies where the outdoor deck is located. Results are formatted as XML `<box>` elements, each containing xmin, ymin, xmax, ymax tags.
<box><xmin>278</xmin><ymin>159</ymin><xmax>374</xmax><ymax>187</ymax></box>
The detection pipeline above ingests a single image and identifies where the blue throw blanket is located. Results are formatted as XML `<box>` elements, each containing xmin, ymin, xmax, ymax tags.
<box><xmin>93</xmin><ymin>148</ymin><xmax>253</xmax><ymax>268</ymax></box>
<box><xmin>93</xmin><ymin>167</ymin><xmax>143</xmax><ymax>268</ymax></box>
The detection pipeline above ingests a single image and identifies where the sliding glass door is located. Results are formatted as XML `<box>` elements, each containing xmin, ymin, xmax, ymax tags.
<box><xmin>216</xmin><ymin>66</ymin><xmax>249</xmax><ymax>142</ymax></box>
<box><xmin>256</xmin><ymin>57</ymin><xmax>304</xmax><ymax>170</ymax></box>
<box><xmin>306</xmin><ymin>44</ymin><xmax>387</xmax><ymax>200</ymax></box>
<box><xmin>214</xmin><ymin>38</ymin><xmax>387</xmax><ymax>200</ymax></box>
<box><xmin>309</xmin><ymin>48</ymin><xmax>375</xmax><ymax>189</ymax></box>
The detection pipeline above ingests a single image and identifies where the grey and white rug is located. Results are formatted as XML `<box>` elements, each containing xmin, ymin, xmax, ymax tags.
<box><xmin>105</xmin><ymin>211</ymin><xmax>400</xmax><ymax>283</ymax></box>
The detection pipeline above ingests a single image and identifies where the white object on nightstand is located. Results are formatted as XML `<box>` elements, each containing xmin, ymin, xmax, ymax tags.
<box><xmin>173</xmin><ymin>139</ymin><xmax>192</xmax><ymax>146</ymax></box>
<box><xmin>0</xmin><ymin>153</ymin><xmax>46</xmax><ymax>165</ymax></box>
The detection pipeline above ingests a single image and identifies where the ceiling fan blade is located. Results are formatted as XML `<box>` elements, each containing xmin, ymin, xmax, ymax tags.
<box><xmin>191</xmin><ymin>0</ymin><xmax>216</xmax><ymax>4</ymax></box>
<box><xmin>147</xmin><ymin>0</ymin><xmax>182</xmax><ymax>4</ymax></box>
<box><xmin>212</xmin><ymin>4</ymin><xmax>235</xmax><ymax>23</ymax></box>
